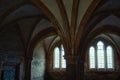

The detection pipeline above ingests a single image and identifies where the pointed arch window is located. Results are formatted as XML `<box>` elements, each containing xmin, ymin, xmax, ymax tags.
<box><xmin>97</xmin><ymin>41</ymin><xmax>105</xmax><ymax>68</ymax></box>
<box><xmin>107</xmin><ymin>46</ymin><xmax>114</xmax><ymax>69</ymax></box>
<box><xmin>54</xmin><ymin>47</ymin><xmax>60</xmax><ymax>68</ymax></box>
<box><xmin>89</xmin><ymin>46</ymin><xmax>95</xmax><ymax>68</ymax></box>
<box><xmin>53</xmin><ymin>45</ymin><xmax>66</xmax><ymax>69</ymax></box>
<box><xmin>89</xmin><ymin>41</ymin><xmax>114</xmax><ymax>70</ymax></box>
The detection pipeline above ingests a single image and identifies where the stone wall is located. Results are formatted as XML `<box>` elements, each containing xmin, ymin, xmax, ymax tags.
<box><xmin>31</xmin><ymin>43</ymin><xmax>45</xmax><ymax>80</ymax></box>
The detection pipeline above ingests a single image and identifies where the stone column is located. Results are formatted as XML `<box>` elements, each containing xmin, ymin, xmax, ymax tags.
<box><xmin>77</xmin><ymin>59</ymin><xmax>84</xmax><ymax>80</ymax></box>
<box><xmin>25</xmin><ymin>58</ymin><xmax>32</xmax><ymax>80</ymax></box>
<box><xmin>65</xmin><ymin>56</ymin><xmax>79</xmax><ymax>80</ymax></box>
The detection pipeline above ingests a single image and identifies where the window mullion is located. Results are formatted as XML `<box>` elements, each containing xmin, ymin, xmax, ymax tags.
<box><xmin>95</xmin><ymin>46</ymin><xmax>97</xmax><ymax>70</ymax></box>
<box><xmin>59</xmin><ymin>48</ymin><xmax>62</xmax><ymax>70</ymax></box>
<box><xmin>104</xmin><ymin>46</ymin><xmax>107</xmax><ymax>70</ymax></box>
<box><xmin>112</xmin><ymin>49</ymin><xmax>114</xmax><ymax>69</ymax></box>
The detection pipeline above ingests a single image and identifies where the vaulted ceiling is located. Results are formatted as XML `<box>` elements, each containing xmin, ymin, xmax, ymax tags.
<box><xmin>0</xmin><ymin>0</ymin><xmax>120</xmax><ymax>66</ymax></box>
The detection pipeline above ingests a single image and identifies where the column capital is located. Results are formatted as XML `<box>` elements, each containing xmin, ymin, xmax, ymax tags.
<box><xmin>65</xmin><ymin>56</ymin><xmax>79</xmax><ymax>64</ymax></box>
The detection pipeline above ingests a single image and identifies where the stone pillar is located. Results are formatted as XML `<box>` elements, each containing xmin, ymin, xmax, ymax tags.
<box><xmin>25</xmin><ymin>58</ymin><xmax>32</xmax><ymax>80</ymax></box>
<box><xmin>77</xmin><ymin>59</ymin><xmax>84</xmax><ymax>80</ymax></box>
<box><xmin>65</xmin><ymin>56</ymin><xmax>79</xmax><ymax>80</ymax></box>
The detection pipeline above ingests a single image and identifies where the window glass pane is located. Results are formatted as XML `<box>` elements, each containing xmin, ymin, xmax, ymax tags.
<box><xmin>61</xmin><ymin>45</ymin><xmax>66</xmax><ymax>68</ymax></box>
<box><xmin>107</xmin><ymin>46</ymin><xmax>114</xmax><ymax>69</ymax></box>
<box><xmin>89</xmin><ymin>47</ymin><xmax>95</xmax><ymax>68</ymax></box>
<box><xmin>97</xmin><ymin>41</ymin><xmax>104</xmax><ymax>49</ymax></box>
<box><xmin>97</xmin><ymin>41</ymin><xmax>105</xmax><ymax>68</ymax></box>
<box><xmin>3</xmin><ymin>67</ymin><xmax>15</xmax><ymax>80</ymax></box>
<box><xmin>54</xmin><ymin>47</ymin><xmax>60</xmax><ymax>68</ymax></box>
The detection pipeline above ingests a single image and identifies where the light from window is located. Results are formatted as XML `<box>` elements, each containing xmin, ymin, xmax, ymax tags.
<box><xmin>107</xmin><ymin>46</ymin><xmax>114</xmax><ymax>69</ymax></box>
<box><xmin>53</xmin><ymin>45</ymin><xmax>66</xmax><ymax>69</ymax></box>
<box><xmin>89</xmin><ymin>47</ymin><xmax>95</xmax><ymax>68</ymax></box>
<box><xmin>97</xmin><ymin>41</ymin><xmax>105</xmax><ymax>68</ymax></box>
<box><xmin>61</xmin><ymin>45</ymin><xmax>66</xmax><ymax>68</ymax></box>
<box><xmin>54</xmin><ymin>47</ymin><xmax>60</xmax><ymax>68</ymax></box>
<box><xmin>89</xmin><ymin>41</ymin><xmax>114</xmax><ymax>70</ymax></box>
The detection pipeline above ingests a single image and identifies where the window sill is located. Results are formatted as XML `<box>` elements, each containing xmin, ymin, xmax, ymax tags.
<box><xmin>87</xmin><ymin>70</ymin><xmax>117</xmax><ymax>74</ymax></box>
<box><xmin>48</xmin><ymin>68</ymin><xmax>66</xmax><ymax>72</ymax></box>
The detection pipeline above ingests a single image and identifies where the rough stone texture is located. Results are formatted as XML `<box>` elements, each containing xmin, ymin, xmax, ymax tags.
<box><xmin>31</xmin><ymin>42</ymin><xmax>45</xmax><ymax>80</ymax></box>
